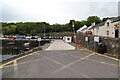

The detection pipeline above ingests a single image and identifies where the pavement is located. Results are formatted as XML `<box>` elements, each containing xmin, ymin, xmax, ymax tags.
<box><xmin>1</xmin><ymin>40</ymin><xmax>120</xmax><ymax>78</ymax></box>
<box><xmin>45</xmin><ymin>40</ymin><xmax>75</xmax><ymax>51</ymax></box>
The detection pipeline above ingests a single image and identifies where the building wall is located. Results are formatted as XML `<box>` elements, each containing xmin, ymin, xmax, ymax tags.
<box><xmin>76</xmin><ymin>34</ymin><xmax>120</xmax><ymax>55</ymax></box>
<box><xmin>91</xmin><ymin>19</ymin><xmax>120</xmax><ymax>38</ymax></box>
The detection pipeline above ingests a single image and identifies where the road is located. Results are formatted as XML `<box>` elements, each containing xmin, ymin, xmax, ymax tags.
<box><xmin>45</xmin><ymin>40</ymin><xmax>75</xmax><ymax>50</ymax></box>
<box><xmin>1</xmin><ymin>40</ymin><xmax>120</xmax><ymax>78</ymax></box>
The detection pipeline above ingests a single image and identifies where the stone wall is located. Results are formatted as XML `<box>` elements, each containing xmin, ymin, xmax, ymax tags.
<box><xmin>76</xmin><ymin>34</ymin><xmax>120</xmax><ymax>55</ymax></box>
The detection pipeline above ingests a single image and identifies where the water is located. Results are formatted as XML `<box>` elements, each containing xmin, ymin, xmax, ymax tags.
<box><xmin>0</xmin><ymin>55</ymin><xmax>16</xmax><ymax>61</ymax></box>
<box><xmin>1</xmin><ymin>40</ymin><xmax>49</xmax><ymax>61</ymax></box>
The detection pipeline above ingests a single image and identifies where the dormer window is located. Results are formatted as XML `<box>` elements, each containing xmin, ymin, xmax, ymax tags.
<box><xmin>107</xmin><ymin>22</ymin><xmax>109</xmax><ymax>26</ymax></box>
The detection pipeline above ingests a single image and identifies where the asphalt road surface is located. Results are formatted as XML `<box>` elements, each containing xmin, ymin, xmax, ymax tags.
<box><xmin>1</xmin><ymin>40</ymin><xmax>120</xmax><ymax>78</ymax></box>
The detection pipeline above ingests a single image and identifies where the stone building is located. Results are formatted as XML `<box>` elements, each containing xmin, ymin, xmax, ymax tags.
<box><xmin>89</xmin><ymin>17</ymin><xmax>120</xmax><ymax>38</ymax></box>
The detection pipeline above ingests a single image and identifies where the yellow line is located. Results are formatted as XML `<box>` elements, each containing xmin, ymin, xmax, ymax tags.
<box><xmin>53</xmin><ymin>53</ymin><xmax>95</xmax><ymax>73</ymax></box>
<box><xmin>85</xmin><ymin>59</ymin><xmax>119</xmax><ymax>67</ymax></box>
<box><xmin>69</xmin><ymin>68</ymin><xmax>91</xmax><ymax>78</ymax></box>
<box><xmin>44</xmin><ymin>53</ymin><xmax>91</xmax><ymax>78</ymax></box>
<box><xmin>1</xmin><ymin>57</ymin><xmax>44</xmax><ymax>69</ymax></box>
<box><xmin>70</xmin><ymin>54</ymin><xmax>119</xmax><ymax>67</ymax></box>
<box><xmin>80</xmin><ymin>49</ymin><xmax>85</xmax><ymax>50</ymax></box>
<box><xmin>0</xmin><ymin>52</ymin><xmax>38</xmax><ymax>69</ymax></box>
<box><xmin>81</xmin><ymin>47</ymin><xmax>120</xmax><ymax>61</ymax></box>
<box><xmin>13</xmin><ymin>60</ymin><xmax>18</xmax><ymax>70</ymax></box>
<box><xmin>95</xmin><ymin>53</ymin><xmax>120</xmax><ymax>61</ymax></box>
<box><xmin>41</xmin><ymin>55</ymin><xmax>64</xmax><ymax>66</ymax></box>
<box><xmin>49</xmin><ymin>54</ymin><xmax>67</xmax><ymax>58</ymax></box>
<box><xmin>13</xmin><ymin>60</ymin><xmax>17</xmax><ymax>66</ymax></box>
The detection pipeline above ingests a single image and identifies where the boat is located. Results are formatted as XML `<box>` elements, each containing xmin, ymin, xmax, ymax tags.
<box><xmin>23</xmin><ymin>42</ymin><xmax>30</xmax><ymax>47</ymax></box>
<box><xmin>8</xmin><ymin>42</ymin><xmax>15</xmax><ymax>45</ymax></box>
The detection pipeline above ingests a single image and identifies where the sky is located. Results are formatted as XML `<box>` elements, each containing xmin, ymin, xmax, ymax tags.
<box><xmin>0</xmin><ymin>0</ymin><xmax>120</xmax><ymax>24</ymax></box>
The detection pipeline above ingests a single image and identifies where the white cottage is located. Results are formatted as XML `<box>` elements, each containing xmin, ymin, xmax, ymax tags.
<box><xmin>89</xmin><ymin>17</ymin><xmax>120</xmax><ymax>38</ymax></box>
<box><xmin>76</xmin><ymin>25</ymin><xmax>87</xmax><ymax>33</ymax></box>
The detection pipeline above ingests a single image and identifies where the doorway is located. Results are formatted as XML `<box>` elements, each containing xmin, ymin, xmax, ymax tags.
<box><xmin>115</xmin><ymin>29</ymin><xmax>119</xmax><ymax>38</ymax></box>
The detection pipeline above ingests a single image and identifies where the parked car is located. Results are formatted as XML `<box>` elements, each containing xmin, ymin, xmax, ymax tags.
<box><xmin>31</xmin><ymin>36</ymin><xmax>39</xmax><ymax>39</ymax></box>
<box><xmin>26</xmin><ymin>36</ymin><xmax>32</xmax><ymax>39</ymax></box>
<box><xmin>16</xmin><ymin>36</ymin><xmax>25</xmax><ymax>39</ymax></box>
<box><xmin>9</xmin><ymin>36</ymin><xmax>16</xmax><ymax>39</ymax></box>
<box><xmin>84</xmin><ymin>31</ymin><xmax>92</xmax><ymax>35</ymax></box>
<box><xmin>43</xmin><ymin>36</ymin><xmax>49</xmax><ymax>39</ymax></box>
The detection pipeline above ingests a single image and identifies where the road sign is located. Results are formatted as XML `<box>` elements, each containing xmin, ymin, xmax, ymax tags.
<box><xmin>114</xmin><ymin>27</ymin><xmax>119</xmax><ymax>29</ymax></box>
<box><xmin>85</xmin><ymin>37</ymin><xmax>88</xmax><ymax>42</ymax></box>
<box><xmin>94</xmin><ymin>36</ymin><xmax>99</xmax><ymax>42</ymax></box>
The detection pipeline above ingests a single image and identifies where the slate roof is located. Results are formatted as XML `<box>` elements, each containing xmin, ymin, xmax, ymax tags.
<box><xmin>111</xmin><ymin>16</ymin><xmax>120</xmax><ymax>23</ymax></box>
<box><xmin>91</xmin><ymin>16</ymin><xmax>120</xmax><ymax>29</ymax></box>
<box><xmin>92</xmin><ymin>21</ymin><xmax>106</xmax><ymax>29</ymax></box>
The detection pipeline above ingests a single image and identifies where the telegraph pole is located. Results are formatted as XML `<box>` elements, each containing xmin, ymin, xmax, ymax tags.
<box><xmin>72</xmin><ymin>21</ymin><xmax>76</xmax><ymax>43</ymax></box>
<box><xmin>72</xmin><ymin>21</ymin><xmax>78</xmax><ymax>49</ymax></box>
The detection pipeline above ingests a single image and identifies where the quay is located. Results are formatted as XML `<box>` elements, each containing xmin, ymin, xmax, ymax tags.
<box><xmin>0</xmin><ymin>40</ymin><xmax>120</xmax><ymax>78</ymax></box>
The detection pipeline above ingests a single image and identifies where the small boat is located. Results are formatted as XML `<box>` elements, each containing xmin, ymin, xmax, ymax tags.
<box><xmin>23</xmin><ymin>42</ymin><xmax>30</xmax><ymax>47</ymax></box>
<box><xmin>8</xmin><ymin>42</ymin><xmax>15</xmax><ymax>45</ymax></box>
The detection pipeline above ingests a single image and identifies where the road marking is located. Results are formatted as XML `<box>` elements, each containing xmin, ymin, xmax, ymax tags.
<box><xmin>80</xmin><ymin>49</ymin><xmax>85</xmax><ymax>50</ymax></box>
<box><xmin>41</xmin><ymin>55</ymin><xmax>64</xmax><ymax>66</ymax></box>
<box><xmin>0</xmin><ymin>57</ymin><xmax>44</xmax><ymax>69</ymax></box>
<box><xmin>0</xmin><ymin>52</ymin><xmax>66</xmax><ymax>69</ymax></box>
<box><xmin>81</xmin><ymin>47</ymin><xmax>120</xmax><ymax>61</ymax></box>
<box><xmin>35</xmin><ymin>52</ymin><xmax>40</xmax><ymax>55</ymax></box>
<box><xmin>42</xmin><ymin>54</ymin><xmax>91</xmax><ymax>78</ymax></box>
<box><xmin>13</xmin><ymin>60</ymin><xmax>17</xmax><ymax>66</ymax></box>
<box><xmin>70</xmin><ymin>54</ymin><xmax>119</xmax><ymax>67</ymax></box>
<box><xmin>47</xmin><ymin>53</ymin><xmax>67</xmax><ymax>58</ymax></box>
<box><xmin>69</xmin><ymin>68</ymin><xmax>91</xmax><ymax>78</ymax></box>
<box><xmin>13</xmin><ymin>60</ymin><xmax>18</xmax><ymax>71</ymax></box>
<box><xmin>0</xmin><ymin>51</ymin><xmax>39</xmax><ymax>69</ymax></box>
<box><xmin>95</xmin><ymin>53</ymin><xmax>120</xmax><ymax>61</ymax></box>
<box><xmin>53</xmin><ymin>53</ymin><xmax>95</xmax><ymax>73</ymax></box>
<box><xmin>85</xmin><ymin>59</ymin><xmax>119</xmax><ymax>67</ymax></box>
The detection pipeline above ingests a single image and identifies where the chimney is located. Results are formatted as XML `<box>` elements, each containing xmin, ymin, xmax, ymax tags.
<box><xmin>92</xmin><ymin>22</ymin><xmax>95</xmax><ymax>26</ymax></box>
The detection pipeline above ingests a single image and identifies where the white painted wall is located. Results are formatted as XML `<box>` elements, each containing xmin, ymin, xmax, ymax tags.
<box><xmin>91</xmin><ymin>19</ymin><xmax>120</xmax><ymax>38</ymax></box>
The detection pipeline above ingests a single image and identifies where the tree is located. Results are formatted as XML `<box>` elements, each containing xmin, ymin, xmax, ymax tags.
<box><xmin>69</xmin><ymin>20</ymin><xmax>75</xmax><ymax>26</ymax></box>
<box><xmin>74</xmin><ymin>21</ymin><xmax>82</xmax><ymax>31</ymax></box>
<box><xmin>102</xmin><ymin>17</ymin><xmax>115</xmax><ymax>22</ymax></box>
<box><xmin>30</xmin><ymin>30</ymin><xmax>37</xmax><ymax>36</ymax></box>
<box><xmin>2</xmin><ymin>25</ymin><xmax>17</xmax><ymax>35</ymax></box>
<box><xmin>87</xmin><ymin>16</ymin><xmax>101</xmax><ymax>25</ymax></box>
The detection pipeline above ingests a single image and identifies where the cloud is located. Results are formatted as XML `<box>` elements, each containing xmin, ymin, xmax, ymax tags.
<box><xmin>1</xmin><ymin>0</ymin><xmax>119</xmax><ymax>24</ymax></box>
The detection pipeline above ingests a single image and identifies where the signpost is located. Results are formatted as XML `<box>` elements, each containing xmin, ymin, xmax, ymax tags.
<box><xmin>94</xmin><ymin>36</ymin><xmax>99</xmax><ymax>51</ymax></box>
<box><xmin>85</xmin><ymin>37</ymin><xmax>88</xmax><ymax>42</ymax></box>
<box><xmin>38</xmin><ymin>38</ymin><xmax>41</xmax><ymax>46</ymax></box>
<box><xmin>114</xmin><ymin>27</ymin><xmax>119</xmax><ymax>29</ymax></box>
<box><xmin>85</xmin><ymin>37</ymin><xmax>88</xmax><ymax>48</ymax></box>
<box><xmin>94</xmin><ymin>36</ymin><xmax>99</xmax><ymax>42</ymax></box>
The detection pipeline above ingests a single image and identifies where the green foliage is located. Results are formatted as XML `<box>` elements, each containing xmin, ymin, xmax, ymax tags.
<box><xmin>102</xmin><ymin>17</ymin><xmax>115</xmax><ymax>22</ymax></box>
<box><xmin>2</xmin><ymin>25</ymin><xmax>17</xmax><ymax>35</ymax></box>
<box><xmin>1</xmin><ymin>16</ymin><xmax>113</xmax><ymax>35</ymax></box>
<box><xmin>87</xmin><ymin>16</ymin><xmax>101</xmax><ymax>25</ymax></box>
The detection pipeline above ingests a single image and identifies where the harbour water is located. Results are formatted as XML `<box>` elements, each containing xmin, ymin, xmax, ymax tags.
<box><xmin>1</xmin><ymin>40</ymin><xmax>49</xmax><ymax>61</ymax></box>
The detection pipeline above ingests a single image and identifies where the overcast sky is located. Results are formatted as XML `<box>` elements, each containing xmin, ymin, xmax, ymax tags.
<box><xmin>0</xmin><ymin>0</ymin><xmax>119</xmax><ymax>24</ymax></box>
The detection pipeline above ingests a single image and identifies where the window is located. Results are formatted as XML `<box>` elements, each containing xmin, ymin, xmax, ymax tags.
<box><xmin>107</xmin><ymin>31</ymin><xmax>109</xmax><ymax>35</ymax></box>
<box><xmin>107</xmin><ymin>22</ymin><xmax>109</xmax><ymax>26</ymax></box>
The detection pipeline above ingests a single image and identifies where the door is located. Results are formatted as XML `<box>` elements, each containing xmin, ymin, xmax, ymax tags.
<box><xmin>115</xmin><ymin>29</ymin><xmax>119</xmax><ymax>38</ymax></box>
